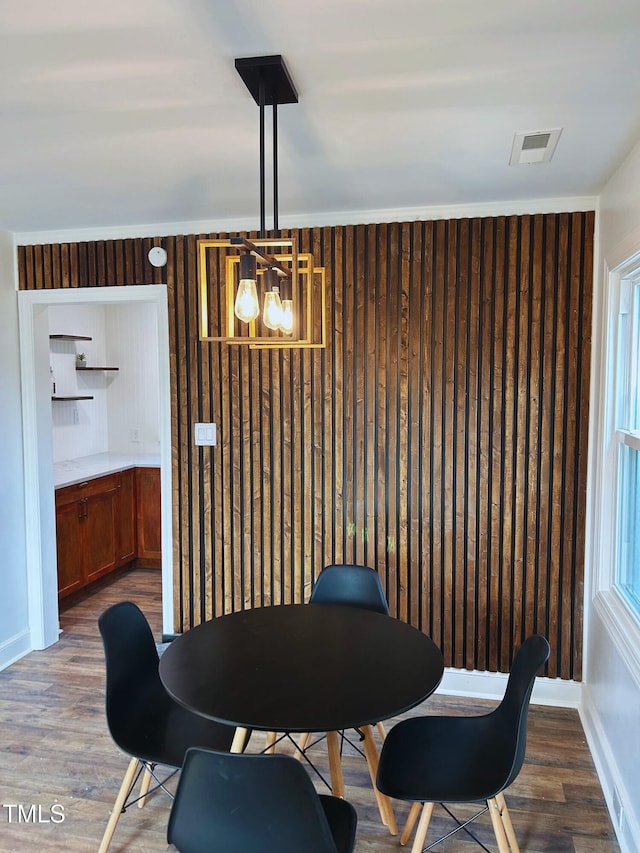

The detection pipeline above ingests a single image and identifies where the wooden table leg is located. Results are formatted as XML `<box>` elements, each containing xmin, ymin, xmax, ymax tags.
<box><xmin>325</xmin><ymin>730</ymin><xmax>345</xmax><ymax>798</ymax></box>
<box><xmin>362</xmin><ymin>724</ymin><xmax>398</xmax><ymax>835</ymax></box>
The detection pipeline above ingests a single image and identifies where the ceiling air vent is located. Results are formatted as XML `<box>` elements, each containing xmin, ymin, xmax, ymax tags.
<box><xmin>509</xmin><ymin>128</ymin><xmax>562</xmax><ymax>165</ymax></box>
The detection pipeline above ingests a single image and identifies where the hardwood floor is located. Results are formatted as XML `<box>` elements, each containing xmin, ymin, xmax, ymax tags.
<box><xmin>0</xmin><ymin>569</ymin><xmax>619</xmax><ymax>852</ymax></box>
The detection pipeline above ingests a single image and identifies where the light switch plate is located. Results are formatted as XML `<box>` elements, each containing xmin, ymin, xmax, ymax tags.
<box><xmin>194</xmin><ymin>422</ymin><xmax>217</xmax><ymax>446</ymax></box>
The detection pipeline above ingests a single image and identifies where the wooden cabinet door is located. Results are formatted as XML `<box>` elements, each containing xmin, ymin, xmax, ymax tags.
<box><xmin>84</xmin><ymin>487</ymin><xmax>118</xmax><ymax>582</ymax></box>
<box><xmin>136</xmin><ymin>467</ymin><xmax>161</xmax><ymax>568</ymax></box>
<box><xmin>55</xmin><ymin>468</ymin><xmax>158</xmax><ymax>597</ymax></box>
<box><xmin>116</xmin><ymin>469</ymin><xmax>137</xmax><ymax>565</ymax></box>
<box><xmin>55</xmin><ymin>500</ymin><xmax>85</xmax><ymax>598</ymax></box>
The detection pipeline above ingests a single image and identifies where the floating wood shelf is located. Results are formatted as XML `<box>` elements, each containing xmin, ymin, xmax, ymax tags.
<box><xmin>51</xmin><ymin>396</ymin><xmax>94</xmax><ymax>401</ymax></box>
<box><xmin>49</xmin><ymin>335</ymin><xmax>93</xmax><ymax>341</ymax></box>
<box><xmin>76</xmin><ymin>366</ymin><xmax>119</xmax><ymax>371</ymax></box>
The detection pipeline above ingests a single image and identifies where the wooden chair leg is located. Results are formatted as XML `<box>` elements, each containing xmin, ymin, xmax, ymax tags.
<box><xmin>137</xmin><ymin>766</ymin><xmax>152</xmax><ymax>808</ymax></box>
<box><xmin>488</xmin><ymin>797</ymin><xmax>511</xmax><ymax>853</ymax></box>
<box><xmin>400</xmin><ymin>802</ymin><xmax>423</xmax><ymax>846</ymax></box>
<box><xmin>375</xmin><ymin>720</ymin><xmax>386</xmax><ymax>743</ymax></box>
<box><xmin>98</xmin><ymin>756</ymin><xmax>140</xmax><ymax>853</ymax></box>
<box><xmin>231</xmin><ymin>727</ymin><xmax>249</xmax><ymax>753</ymax></box>
<box><xmin>496</xmin><ymin>791</ymin><xmax>520</xmax><ymax>852</ymax></box>
<box><xmin>410</xmin><ymin>802</ymin><xmax>434</xmax><ymax>853</ymax></box>
<box><xmin>361</xmin><ymin>724</ymin><xmax>397</xmax><ymax>835</ymax></box>
<box><xmin>326</xmin><ymin>730</ymin><xmax>345</xmax><ymax>798</ymax></box>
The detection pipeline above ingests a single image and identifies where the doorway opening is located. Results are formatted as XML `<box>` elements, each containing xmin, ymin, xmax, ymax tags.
<box><xmin>18</xmin><ymin>285</ymin><xmax>173</xmax><ymax>649</ymax></box>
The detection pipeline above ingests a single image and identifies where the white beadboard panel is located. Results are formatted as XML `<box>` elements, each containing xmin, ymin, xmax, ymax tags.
<box><xmin>105</xmin><ymin>302</ymin><xmax>160</xmax><ymax>455</ymax></box>
<box><xmin>48</xmin><ymin>303</ymin><xmax>109</xmax><ymax>462</ymax></box>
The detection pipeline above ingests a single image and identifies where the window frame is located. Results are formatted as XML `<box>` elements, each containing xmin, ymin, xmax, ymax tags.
<box><xmin>594</xmin><ymin>256</ymin><xmax>640</xmax><ymax>685</ymax></box>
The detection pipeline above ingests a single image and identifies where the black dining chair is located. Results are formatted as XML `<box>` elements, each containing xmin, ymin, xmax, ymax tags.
<box><xmin>308</xmin><ymin>563</ymin><xmax>391</xmax><ymax>615</ymax></box>
<box><xmin>97</xmin><ymin>601</ymin><xmax>245</xmax><ymax>853</ymax></box>
<box><xmin>167</xmin><ymin>747</ymin><xmax>358</xmax><ymax>853</ymax></box>
<box><xmin>376</xmin><ymin>634</ymin><xmax>551</xmax><ymax>853</ymax></box>
<box><xmin>295</xmin><ymin>564</ymin><xmax>391</xmax><ymax>757</ymax></box>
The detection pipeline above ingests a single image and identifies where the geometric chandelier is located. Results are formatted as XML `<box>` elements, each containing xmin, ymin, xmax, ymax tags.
<box><xmin>198</xmin><ymin>55</ymin><xmax>326</xmax><ymax>349</ymax></box>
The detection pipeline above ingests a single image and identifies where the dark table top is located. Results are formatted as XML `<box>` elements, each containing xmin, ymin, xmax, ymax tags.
<box><xmin>159</xmin><ymin>603</ymin><xmax>444</xmax><ymax>733</ymax></box>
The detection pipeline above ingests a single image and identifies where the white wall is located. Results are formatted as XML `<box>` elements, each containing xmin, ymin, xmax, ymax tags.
<box><xmin>105</xmin><ymin>302</ymin><xmax>160</xmax><ymax>455</ymax></box>
<box><xmin>48</xmin><ymin>302</ymin><xmax>160</xmax><ymax>460</ymax></box>
<box><xmin>582</xmin><ymin>137</ymin><xmax>640</xmax><ymax>853</ymax></box>
<box><xmin>0</xmin><ymin>231</ymin><xmax>30</xmax><ymax>669</ymax></box>
<box><xmin>48</xmin><ymin>303</ymin><xmax>109</xmax><ymax>461</ymax></box>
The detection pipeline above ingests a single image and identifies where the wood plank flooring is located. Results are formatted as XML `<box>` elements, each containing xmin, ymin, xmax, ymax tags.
<box><xmin>0</xmin><ymin>569</ymin><xmax>619</xmax><ymax>852</ymax></box>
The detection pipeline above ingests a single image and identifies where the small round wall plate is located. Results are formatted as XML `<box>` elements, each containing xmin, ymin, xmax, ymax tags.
<box><xmin>148</xmin><ymin>246</ymin><xmax>167</xmax><ymax>267</ymax></box>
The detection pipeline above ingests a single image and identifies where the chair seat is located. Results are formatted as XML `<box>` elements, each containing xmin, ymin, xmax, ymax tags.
<box><xmin>110</xmin><ymin>673</ymin><xmax>236</xmax><ymax>768</ymax></box>
<box><xmin>377</xmin><ymin>713</ymin><xmax>517</xmax><ymax>804</ymax></box>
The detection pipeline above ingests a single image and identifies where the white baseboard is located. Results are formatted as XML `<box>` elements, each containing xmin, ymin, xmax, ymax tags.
<box><xmin>436</xmin><ymin>665</ymin><xmax>582</xmax><ymax>707</ymax></box>
<box><xmin>0</xmin><ymin>629</ymin><xmax>31</xmax><ymax>672</ymax></box>
<box><xmin>580</xmin><ymin>688</ymin><xmax>640</xmax><ymax>853</ymax></box>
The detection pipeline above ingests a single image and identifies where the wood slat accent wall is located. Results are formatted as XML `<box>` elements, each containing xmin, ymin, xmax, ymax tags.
<box><xmin>18</xmin><ymin>211</ymin><xmax>594</xmax><ymax>679</ymax></box>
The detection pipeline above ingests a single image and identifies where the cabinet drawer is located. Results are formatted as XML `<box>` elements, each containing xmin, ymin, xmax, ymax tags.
<box><xmin>55</xmin><ymin>472</ymin><xmax>119</xmax><ymax>507</ymax></box>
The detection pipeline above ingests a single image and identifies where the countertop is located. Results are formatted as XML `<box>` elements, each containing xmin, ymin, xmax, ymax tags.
<box><xmin>54</xmin><ymin>452</ymin><xmax>161</xmax><ymax>488</ymax></box>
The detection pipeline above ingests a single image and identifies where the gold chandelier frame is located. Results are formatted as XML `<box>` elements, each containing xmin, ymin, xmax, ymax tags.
<box><xmin>198</xmin><ymin>236</ymin><xmax>326</xmax><ymax>348</ymax></box>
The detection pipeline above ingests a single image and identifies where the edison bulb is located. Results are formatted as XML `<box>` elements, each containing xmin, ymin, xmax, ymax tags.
<box><xmin>263</xmin><ymin>289</ymin><xmax>283</xmax><ymax>330</ymax></box>
<box><xmin>234</xmin><ymin>278</ymin><xmax>260</xmax><ymax>323</ymax></box>
<box><xmin>279</xmin><ymin>299</ymin><xmax>294</xmax><ymax>334</ymax></box>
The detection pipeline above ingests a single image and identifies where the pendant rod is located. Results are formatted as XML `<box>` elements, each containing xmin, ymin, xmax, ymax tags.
<box><xmin>259</xmin><ymin>74</ymin><xmax>266</xmax><ymax>238</ymax></box>
<box><xmin>273</xmin><ymin>101</ymin><xmax>279</xmax><ymax>237</ymax></box>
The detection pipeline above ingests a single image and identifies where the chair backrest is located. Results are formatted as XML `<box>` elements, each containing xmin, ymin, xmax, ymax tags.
<box><xmin>167</xmin><ymin>748</ymin><xmax>344</xmax><ymax>853</ymax></box>
<box><xmin>495</xmin><ymin>634</ymin><xmax>551</xmax><ymax>791</ymax></box>
<box><xmin>98</xmin><ymin>600</ymin><xmax>164</xmax><ymax>755</ymax></box>
<box><xmin>309</xmin><ymin>564</ymin><xmax>390</xmax><ymax>615</ymax></box>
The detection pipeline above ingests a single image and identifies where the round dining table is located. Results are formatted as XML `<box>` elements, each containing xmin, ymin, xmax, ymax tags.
<box><xmin>159</xmin><ymin>602</ymin><xmax>444</xmax><ymax>834</ymax></box>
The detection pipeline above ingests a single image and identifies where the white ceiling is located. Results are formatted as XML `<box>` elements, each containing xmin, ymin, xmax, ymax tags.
<box><xmin>2</xmin><ymin>0</ymin><xmax>640</xmax><ymax>236</ymax></box>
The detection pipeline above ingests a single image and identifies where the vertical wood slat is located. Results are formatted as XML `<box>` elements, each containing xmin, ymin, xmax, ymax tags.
<box><xmin>431</xmin><ymin>220</ymin><xmax>445</xmax><ymax>655</ymax></box>
<box><xmin>354</xmin><ymin>224</ymin><xmax>366</xmax><ymax>569</ymax></box>
<box><xmin>164</xmin><ymin>235</ymin><xmax>182</xmax><ymax>627</ymax></box>
<box><xmin>397</xmin><ymin>222</ymin><xmax>410</xmax><ymax>623</ymax></box>
<box><xmin>407</xmin><ymin>222</ymin><xmax>422</xmax><ymax>630</ymax></box>
<box><xmin>303</xmin><ymin>233</ymin><xmax>315</xmax><ymax>598</ymax></box>
<box><xmin>573</xmin><ymin>213</ymin><xmax>593</xmax><ymax>682</ymax></box>
<box><xmin>376</xmin><ymin>224</ymin><xmax>389</xmax><ymax>601</ymax></box>
<box><xmin>466</xmin><ymin>218</ymin><xmax>481</xmax><ymax>671</ymax></box>
<box><xmin>16</xmin><ymin>211</ymin><xmax>594</xmax><ymax>679</ymax></box>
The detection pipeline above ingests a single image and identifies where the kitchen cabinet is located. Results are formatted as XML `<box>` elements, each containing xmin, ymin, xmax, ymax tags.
<box><xmin>136</xmin><ymin>467</ymin><xmax>161</xmax><ymax>568</ymax></box>
<box><xmin>55</xmin><ymin>469</ymin><xmax>146</xmax><ymax>598</ymax></box>
<box><xmin>55</xmin><ymin>474</ymin><xmax>119</xmax><ymax>598</ymax></box>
